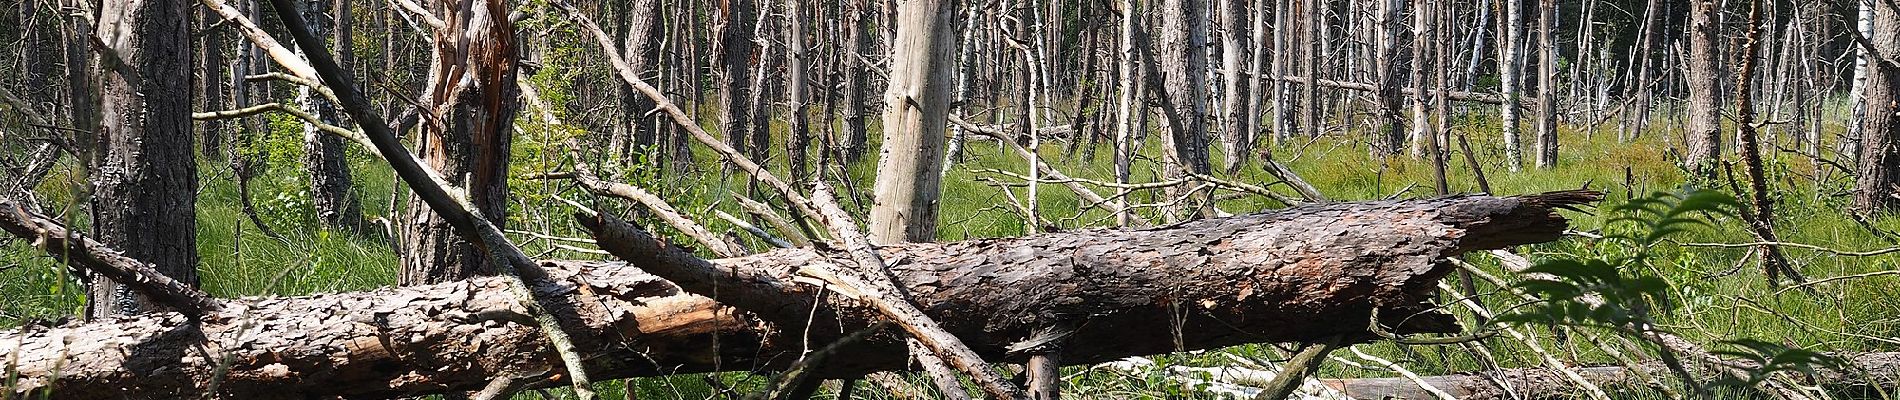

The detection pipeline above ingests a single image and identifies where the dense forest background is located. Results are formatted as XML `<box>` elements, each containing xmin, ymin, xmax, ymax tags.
<box><xmin>2</xmin><ymin>0</ymin><xmax>1900</xmax><ymax>397</ymax></box>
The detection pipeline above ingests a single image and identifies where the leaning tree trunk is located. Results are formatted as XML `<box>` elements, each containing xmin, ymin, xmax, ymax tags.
<box><xmin>1683</xmin><ymin>0</ymin><xmax>1723</xmax><ymax>178</ymax></box>
<box><xmin>1</xmin><ymin>192</ymin><xmax>1597</xmax><ymax>400</ymax></box>
<box><xmin>88</xmin><ymin>0</ymin><xmax>198</xmax><ymax>317</ymax></box>
<box><xmin>1853</xmin><ymin>0</ymin><xmax>1900</xmax><ymax>212</ymax></box>
<box><xmin>868</xmin><ymin>0</ymin><xmax>961</xmax><ymax>244</ymax></box>
<box><xmin>398</xmin><ymin>0</ymin><xmax>519</xmax><ymax>285</ymax></box>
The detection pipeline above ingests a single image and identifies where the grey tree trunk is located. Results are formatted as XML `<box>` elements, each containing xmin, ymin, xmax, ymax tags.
<box><xmin>1683</xmin><ymin>0</ymin><xmax>1723</xmax><ymax>177</ymax></box>
<box><xmin>1157</xmin><ymin>0</ymin><xmax>1213</xmax><ymax>220</ymax></box>
<box><xmin>89</xmin><ymin>0</ymin><xmax>198</xmax><ymax>317</ymax></box>
<box><xmin>1852</xmin><ymin>0</ymin><xmax>1900</xmax><ymax>212</ymax></box>
<box><xmin>786</xmin><ymin>0</ymin><xmax>813</xmax><ymax>179</ymax></box>
<box><xmin>399</xmin><ymin>0</ymin><xmax>519</xmax><ymax>285</ymax></box>
<box><xmin>1499</xmin><ymin>0</ymin><xmax>1523</xmax><ymax>171</ymax></box>
<box><xmin>868</xmin><ymin>0</ymin><xmax>962</xmax><ymax>243</ymax></box>
<box><xmin>1533</xmin><ymin>0</ymin><xmax>1557</xmax><ymax>169</ymax></box>
<box><xmin>613</xmin><ymin>0</ymin><xmax>664</xmax><ymax>168</ymax></box>
<box><xmin>299</xmin><ymin>0</ymin><xmax>365</xmax><ymax>233</ymax></box>
<box><xmin>1218</xmin><ymin>0</ymin><xmax>1251</xmax><ymax>170</ymax></box>
<box><xmin>1300</xmin><ymin>0</ymin><xmax>1319</xmax><ymax>138</ymax></box>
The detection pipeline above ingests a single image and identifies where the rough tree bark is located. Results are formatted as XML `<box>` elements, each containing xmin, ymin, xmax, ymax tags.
<box><xmin>0</xmin><ymin>192</ymin><xmax>1596</xmax><ymax>399</ymax></box>
<box><xmin>1853</xmin><ymin>0</ymin><xmax>1900</xmax><ymax>212</ymax></box>
<box><xmin>88</xmin><ymin>0</ymin><xmax>199</xmax><ymax>317</ymax></box>
<box><xmin>399</xmin><ymin>0</ymin><xmax>520</xmax><ymax>285</ymax></box>
<box><xmin>1219</xmin><ymin>0</ymin><xmax>1251</xmax><ymax>170</ymax></box>
<box><xmin>1157</xmin><ymin>0</ymin><xmax>1213</xmax><ymax>220</ymax></box>
<box><xmin>1533</xmin><ymin>0</ymin><xmax>1557</xmax><ymax>169</ymax></box>
<box><xmin>1684</xmin><ymin>0</ymin><xmax>1723</xmax><ymax>177</ymax></box>
<box><xmin>718</xmin><ymin>0</ymin><xmax>760</xmax><ymax>162</ymax></box>
<box><xmin>868</xmin><ymin>0</ymin><xmax>961</xmax><ymax>243</ymax></box>
<box><xmin>299</xmin><ymin>0</ymin><xmax>367</xmax><ymax>233</ymax></box>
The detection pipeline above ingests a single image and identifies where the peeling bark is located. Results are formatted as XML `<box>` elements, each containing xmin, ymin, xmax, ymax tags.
<box><xmin>0</xmin><ymin>192</ymin><xmax>1595</xmax><ymax>399</ymax></box>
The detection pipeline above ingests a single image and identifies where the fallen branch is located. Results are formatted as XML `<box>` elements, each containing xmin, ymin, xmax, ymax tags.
<box><xmin>0</xmin><ymin>197</ymin><xmax>222</xmax><ymax>317</ymax></box>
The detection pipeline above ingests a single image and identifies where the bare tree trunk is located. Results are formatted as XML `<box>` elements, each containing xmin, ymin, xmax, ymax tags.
<box><xmin>1372</xmin><ymin>0</ymin><xmax>1405</xmax><ymax>156</ymax></box>
<box><xmin>398</xmin><ymin>0</ymin><xmax>519</xmax><ymax>285</ymax></box>
<box><xmin>199</xmin><ymin>6</ymin><xmax>230</xmax><ymax>159</ymax></box>
<box><xmin>1410</xmin><ymin>0</ymin><xmax>1430</xmax><ymax>159</ymax></box>
<box><xmin>1849</xmin><ymin>0</ymin><xmax>1874</xmax><ymax>159</ymax></box>
<box><xmin>868</xmin><ymin>0</ymin><xmax>962</xmax><ymax>243</ymax></box>
<box><xmin>1683</xmin><ymin>0</ymin><xmax>1723</xmax><ymax>177</ymax></box>
<box><xmin>1852</xmin><ymin>0</ymin><xmax>1900</xmax><ymax>212</ymax></box>
<box><xmin>1533</xmin><ymin>0</ymin><xmax>1557</xmax><ymax>169</ymax></box>
<box><xmin>300</xmin><ymin>0</ymin><xmax>365</xmax><ymax>233</ymax></box>
<box><xmin>787</xmin><ymin>0</ymin><xmax>813</xmax><ymax>180</ymax></box>
<box><xmin>89</xmin><ymin>0</ymin><xmax>198</xmax><ymax>317</ymax></box>
<box><xmin>1219</xmin><ymin>0</ymin><xmax>1251</xmax><ymax>170</ymax></box>
<box><xmin>1115</xmin><ymin>0</ymin><xmax>1141</xmax><ymax>227</ymax></box>
<box><xmin>1621</xmin><ymin>0</ymin><xmax>1661</xmax><ymax>142</ymax></box>
<box><xmin>719</xmin><ymin>0</ymin><xmax>759</xmax><ymax>163</ymax></box>
<box><xmin>1272</xmin><ymin>0</ymin><xmax>1291</xmax><ymax>142</ymax></box>
<box><xmin>843</xmin><ymin>0</ymin><xmax>874</xmax><ymax>162</ymax></box>
<box><xmin>1499</xmin><ymin>0</ymin><xmax>1523</xmax><ymax>171</ymax></box>
<box><xmin>1158</xmin><ymin>0</ymin><xmax>1213</xmax><ymax>220</ymax></box>
<box><xmin>614</xmin><ymin>0</ymin><xmax>664</xmax><ymax>169</ymax></box>
<box><xmin>1300</xmin><ymin>0</ymin><xmax>1319</xmax><ymax>138</ymax></box>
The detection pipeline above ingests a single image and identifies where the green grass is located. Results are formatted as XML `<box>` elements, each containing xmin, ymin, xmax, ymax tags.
<box><xmin>7</xmin><ymin>101</ymin><xmax>1900</xmax><ymax>399</ymax></box>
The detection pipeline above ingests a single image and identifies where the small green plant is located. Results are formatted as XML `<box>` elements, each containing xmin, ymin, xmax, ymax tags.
<box><xmin>1498</xmin><ymin>190</ymin><xmax>1847</xmax><ymax>395</ymax></box>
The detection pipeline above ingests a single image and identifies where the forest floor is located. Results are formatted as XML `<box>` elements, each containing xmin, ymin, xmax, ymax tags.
<box><xmin>5</xmin><ymin>112</ymin><xmax>1900</xmax><ymax>399</ymax></box>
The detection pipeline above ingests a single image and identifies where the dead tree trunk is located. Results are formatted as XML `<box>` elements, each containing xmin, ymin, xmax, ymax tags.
<box><xmin>1683</xmin><ymin>0</ymin><xmax>1723</xmax><ymax>177</ymax></box>
<box><xmin>868</xmin><ymin>0</ymin><xmax>962</xmax><ymax>243</ymax></box>
<box><xmin>398</xmin><ymin>0</ymin><xmax>520</xmax><ymax>285</ymax></box>
<box><xmin>300</xmin><ymin>0</ymin><xmax>366</xmax><ymax>233</ymax></box>
<box><xmin>1853</xmin><ymin>0</ymin><xmax>1900</xmax><ymax>212</ymax></box>
<box><xmin>89</xmin><ymin>0</ymin><xmax>199</xmax><ymax>317</ymax></box>
<box><xmin>0</xmin><ymin>192</ymin><xmax>1595</xmax><ymax>400</ymax></box>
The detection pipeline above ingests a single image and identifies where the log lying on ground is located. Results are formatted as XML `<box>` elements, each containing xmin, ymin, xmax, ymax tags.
<box><xmin>1322</xmin><ymin>352</ymin><xmax>1900</xmax><ymax>399</ymax></box>
<box><xmin>0</xmin><ymin>192</ymin><xmax>1594</xmax><ymax>399</ymax></box>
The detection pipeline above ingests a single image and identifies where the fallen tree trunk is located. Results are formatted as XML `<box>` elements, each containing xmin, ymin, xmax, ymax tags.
<box><xmin>0</xmin><ymin>192</ymin><xmax>1595</xmax><ymax>399</ymax></box>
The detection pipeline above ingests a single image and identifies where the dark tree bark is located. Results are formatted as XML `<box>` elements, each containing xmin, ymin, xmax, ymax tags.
<box><xmin>842</xmin><ymin>0</ymin><xmax>874</xmax><ymax>162</ymax></box>
<box><xmin>198</xmin><ymin>3</ymin><xmax>231</xmax><ymax>159</ymax></box>
<box><xmin>612</xmin><ymin>0</ymin><xmax>664</xmax><ymax>167</ymax></box>
<box><xmin>300</xmin><ymin>0</ymin><xmax>366</xmax><ymax>233</ymax></box>
<box><xmin>88</xmin><ymin>0</ymin><xmax>199</xmax><ymax>317</ymax></box>
<box><xmin>398</xmin><ymin>0</ymin><xmax>519</xmax><ymax>285</ymax></box>
<box><xmin>1853</xmin><ymin>0</ymin><xmax>1900</xmax><ymax>212</ymax></box>
<box><xmin>2</xmin><ymin>192</ymin><xmax>1596</xmax><ymax>400</ymax></box>
<box><xmin>786</xmin><ymin>0</ymin><xmax>813</xmax><ymax>179</ymax></box>
<box><xmin>718</xmin><ymin>0</ymin><xmax>760</xmax><ymax>162</ymax></box>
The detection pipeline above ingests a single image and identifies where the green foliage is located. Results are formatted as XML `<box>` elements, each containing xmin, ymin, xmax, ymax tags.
<box><xmin>1500</xmin><ymin>190</ymin><xmax>1848</xmax><ymax>393</ymax></box>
